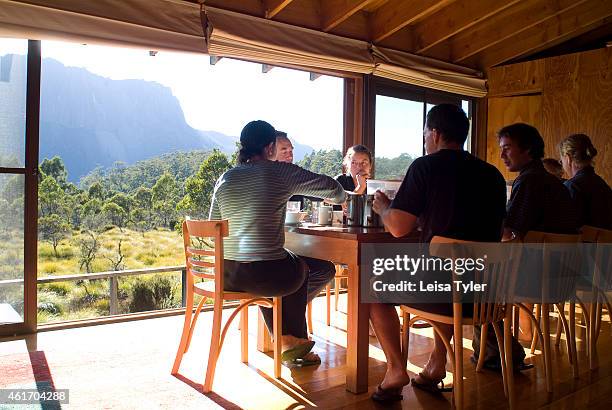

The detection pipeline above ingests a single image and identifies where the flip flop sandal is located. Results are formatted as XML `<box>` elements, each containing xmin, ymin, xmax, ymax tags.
<box><xmin>290</xmin><ymin>353</ymin><xmax>321</xmax><ymax>367</ymax></box>
<box><xmin>371</xmin><ymin>384</ymin><xmax>403</xmax><ymax>403</ymax></box>
<box><xmin>281</xmin><ymin>340</ymin><xmax>315</xmax><ymax>363</ymax></box>
<box><xmin>411</xmin><ymin>375</ymin><xmax>453</xmax><ymax>394</ymax></box>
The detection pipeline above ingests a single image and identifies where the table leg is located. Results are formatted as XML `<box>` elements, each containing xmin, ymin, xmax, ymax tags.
<box><xmin>346</xmin><ymin>262</ymin><xmax>369</xmax><ymax>393</ymax></box>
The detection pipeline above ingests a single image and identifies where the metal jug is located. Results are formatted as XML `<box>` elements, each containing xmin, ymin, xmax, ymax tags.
<box><xmin>346</xmin><ymin>193</ymin><xmax>364</xmax><ymax>227</ymax></box>
<box><xmin>362</xmin><ymin>194</ymin><xmax>382</xmax><ymax>228</ymax></box>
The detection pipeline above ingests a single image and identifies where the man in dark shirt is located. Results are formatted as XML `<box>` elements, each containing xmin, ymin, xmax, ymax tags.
<box><xmin>499</xmin><ymin>123</ymin><xmax>578</xmax><ymax>240</ymax></box>
<box><xmin>368</xmin><ymin>104</ymin><xmax>508</xmax><ymax>401</ymax></box>
<box><xmin>495</xmin><ymin>123</ymin><xmax>578</xmax><ymax>358</ymax></box>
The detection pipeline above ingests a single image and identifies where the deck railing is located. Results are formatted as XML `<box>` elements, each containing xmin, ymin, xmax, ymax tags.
<box><xmin>0</xmin><ymin>265</ymin><xmax>189</xmax><ymax>316</ymax></box>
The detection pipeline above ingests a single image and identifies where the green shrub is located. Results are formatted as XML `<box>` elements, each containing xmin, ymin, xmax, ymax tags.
<box><xmin>38</xmin><ymin>301</ymin><xmax>61</xmax><ymax>315</ymax></box>
<box><xmin>56</xmin><ymin>244</ymin><xmax>75</xmax><ymax>259</ymax></box>
<box><xmin>70</xmin><ymin>280</ymin><xmax>104</xmax><ymax>309</ymax></box>
<box><xmin>38</xmin><ymin>243</ymin><xmax>55</xmax><ymax>258</ymax></box>
<box><xmin>129</xmin><ymin>281</ymin><xmax>155</xmax><ymax>312</ymax></box>
<box><xmin>37</xmin><ymin>310</ymin><xmax>55</xmax><ymax>323</ymax></box>
<box><xmin>41</xmin><ymin>282</ymin><xmax>72</xmax><ymax>296</ymax></box>
<box><xmin>151</xmin><ymin>275</ymin><xmax>175</xmax><ymax>309</ymax></box>
<box><xmin>37</xmin><ymin>290</ymin><xmax>64</xmax><ymax>316</ymax></box>
<box><xmin>142</xmin><ymin>255</ymin><xmax>156</xmax><ymax>266</ymax></box>
<box><xmin>40</xmin><ymin>262</ymin><xmax>59</xmax><ymax>274</ymax></box>
<box><xmin>128</xmin><ymin>274</ymin><xmax>177</xmax><ymax>312</ymax></box>
<box><xmin>93</xmin><ymin>298</ymin><xmax>110</xmax><ymax>315</ymax></box>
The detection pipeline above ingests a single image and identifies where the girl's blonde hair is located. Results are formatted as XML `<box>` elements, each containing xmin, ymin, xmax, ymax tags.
<box><xmin>558</xmin><ymin>134</ymin><xmax>597</xmax><ymax>167</ymax></box>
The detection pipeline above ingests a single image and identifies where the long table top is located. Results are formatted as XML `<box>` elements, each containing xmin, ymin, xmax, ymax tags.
<box><xmin>284</xmin><ymin>223</ymin><xmax>421</xmax><ymax>242</ymax></box>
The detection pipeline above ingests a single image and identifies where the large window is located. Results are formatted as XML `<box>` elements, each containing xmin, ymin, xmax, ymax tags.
<box><xmin>0</xmin><ymin>39</ymin><xmax>28</xmax><ymax>326</ymax></box>
<box><xmin>35</xmin><ymin>41</ymin><xmax>344</xmax><ymax>323</ymax></box>
<box><xmin>372</xmin><ymin>79</ymin><xmax>474</xmax><ymax>181</ymax></box>
<box><xmin>375</xmin><ymin>96</ymin><xmax>424</xmax><ymax>180</ymax></box>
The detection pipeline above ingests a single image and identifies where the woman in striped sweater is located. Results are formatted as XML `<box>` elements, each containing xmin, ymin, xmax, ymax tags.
<box><xmin>209</xmin><ymin>120</ymin><xmax>346</xmax><ymax>364</ymax></box>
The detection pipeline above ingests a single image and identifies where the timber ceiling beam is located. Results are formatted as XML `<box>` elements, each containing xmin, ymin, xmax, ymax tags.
<box><xmin>411</xmin><ymin>0</ymin><xmax>521</xmax><ymax>54</ymax></box>
<box><xmin>370</xmin><ymin>0</ymin><xmax>454</xmax><ymax>43</ymax></box>
<box><xmin>428</xmin><ymin>0</ymin><xmax>587</xmax><ymax>64</ymax></box>
<box><xmin>264</xmin><ymin>0</ymin><xmax>293</xmax><ymax>19</ymax></box>
<box><xmin>474</xmin><ymin>0</ymin><xmax>612</xmax><ymax>68</ymax></box>
<box><xmin>322</xmin><ymin>0</ymin><xmax>377</xmax><ymax>32</ymax></box>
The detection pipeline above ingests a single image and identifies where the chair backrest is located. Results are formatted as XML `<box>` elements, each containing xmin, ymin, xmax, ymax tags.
<box><xmin>182</xmin><ymin>219</ymin><xmax>229</xmax><ymax>295</ymax></box>
<box><xmin>522</xmin><ymin>230</ymin><xmax>581</xmax><ymax>303</ymax></box>
<box><xmin>429</xmin><ymin>236</ymin><xmax>523</xmax><ymax>325</ymax></box>
<box><xmin>580</xmin><ymin>225</ymin><xmax>612</xmax><ymax>295</ymax></box>
<box><xmin>580</xmin><ymin>225</ymin><xmax>612</xmax><ymax>243</ymax></box>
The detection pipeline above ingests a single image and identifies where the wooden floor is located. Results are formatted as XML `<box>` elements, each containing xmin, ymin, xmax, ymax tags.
<box><xmin>1</xmin><ymin>295</ymin><xmax>611</xmax><ymax>409</ymax></box>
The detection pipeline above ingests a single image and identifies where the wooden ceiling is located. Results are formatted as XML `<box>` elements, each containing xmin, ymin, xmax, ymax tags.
<box><xmin>190</xmin><ymin>0</ymin><xmax>612</xmax><ymax>71</ymax></box>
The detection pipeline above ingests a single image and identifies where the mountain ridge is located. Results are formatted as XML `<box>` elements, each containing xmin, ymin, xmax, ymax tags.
<box><xmin>33</xmin><ymin>56</ymin><xmax>313</xmax><ymax>181</ymax></box>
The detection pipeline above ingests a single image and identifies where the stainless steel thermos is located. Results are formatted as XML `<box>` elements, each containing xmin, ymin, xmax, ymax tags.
<box><xmin>345</xmin><ymin>193</ymin><xmax>382</xmax><ymax>228</ymax></box>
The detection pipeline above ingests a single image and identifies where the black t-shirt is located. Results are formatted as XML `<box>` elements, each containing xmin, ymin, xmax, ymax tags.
<box><xmin>332</xmin><ymin>174</ymin><xmax>356</xmax><ymax>210</ymax></box>
<box><xmin>564</xmin><ymin>166</ymin><xmax>612</xmax><ymax>230</ymax></box>
<box><xmin>505</xmin><ymin>160</ymin><xmax>579</xmax><ymax>236</ymax></box>
<box><xmin>390</xmin><ymin>149</ymin><xmax>507</xmax><ymax>243</ymax></box>
<box><xmin>335</xmin><ymin>174</ymin><xmax>356</xmax><ymax>191</ymax></box>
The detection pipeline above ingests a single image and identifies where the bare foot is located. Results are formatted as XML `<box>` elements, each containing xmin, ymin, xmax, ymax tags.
<box><xmin>302</xmin><ymin>352</ymin><xmax>321</xmax><ymax>363</ymax></box>
<box><xmin>281</xmin><ymin>334</ymin><xmax>312</xmax><ymax>351</ymax></box>
<box><xmin>380</xmin><ymin>367</ymin><xmax>411</xmax><ymax>391</ymax></box>
<box><xmin>414</xmin><ymin>356</ymin><xmax>447</xmax><ymax>384</ymax></box>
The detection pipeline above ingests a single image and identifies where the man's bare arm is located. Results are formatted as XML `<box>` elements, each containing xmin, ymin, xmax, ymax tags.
<box><xmin>380</xmin><ymin>208</ymin><xmax>417</xmax><ymax>237</ymax></box>
<box><xmin>372</xmin><ymin>191</ymin><xmax>417</xmax><ymax>238</ymax></box>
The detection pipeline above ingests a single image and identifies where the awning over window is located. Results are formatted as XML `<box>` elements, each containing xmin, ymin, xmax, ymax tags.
<box><xmin>0</xmin><ymin>0</ymin><xmax>205</xmax><ymax>53</ymax></box>
<box><xmin>204</xmin><ymin>6</ymin><xmax>486</xmax><ymax>96</ymax></box>
<box><xmin>371</xmin><ymin>46</ymin><xmax>487</xmax><ymax>97</ymax></box>
<box><xmin>203</xmin><ymin>7</ymin><xmax>374</xmax><ymax>74</ymax></box>
<box><xmin>0</xmin><ymin>1</ymin><xmax>487</xmax><ymax>96</ymax></box>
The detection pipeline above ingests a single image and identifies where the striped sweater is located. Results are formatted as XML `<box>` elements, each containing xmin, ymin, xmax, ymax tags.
<box><xmin>209</xmin><ymin>160</ymin><xmax>346</xmax><ymax>261</ymax></box>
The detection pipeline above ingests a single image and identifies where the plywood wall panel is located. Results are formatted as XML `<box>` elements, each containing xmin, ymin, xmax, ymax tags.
<box><xmin>541</xmin><ymin>54</ymin><xmax>581</xmax><ymax>160</ymax></box>
<box><xmin>577</xmin><ymin>64</ymin><xmax>612</xmax><ymax>185</ymax></box>
<box><xmin>487</xmin><ymin>59</ymin><xmax>544</xmax><ymax>96</ymax></box>
<box><xmin>485</xmin><ymin>47</ymin><xmax>612</xmax><ymax>185</ymax></box>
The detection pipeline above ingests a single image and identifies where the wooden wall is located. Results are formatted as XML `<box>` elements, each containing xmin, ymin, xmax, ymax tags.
<box><xmin>485</xmin><ymin>47</ymin><xmax>612</xmax><ymax>185</ymax></box>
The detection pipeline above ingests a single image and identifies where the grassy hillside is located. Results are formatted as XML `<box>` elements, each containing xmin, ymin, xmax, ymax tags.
<box><xmin>35</xmin><ymin>227</ymin><xmax>195</xmax><ymax>324</ymax></box>
<box><xmin>38</xmin><ymin>227</ymin><xmax>184</xmax><ymax>275</ymax></box>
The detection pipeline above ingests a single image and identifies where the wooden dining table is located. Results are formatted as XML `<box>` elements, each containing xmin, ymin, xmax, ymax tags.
<box><xmin>283</xmin><ymin>223</ymin><xmax>420</xmax><ymax>394</ymax></box>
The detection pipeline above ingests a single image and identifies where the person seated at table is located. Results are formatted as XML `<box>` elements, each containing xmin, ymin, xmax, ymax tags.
<box><xmin>370</xmin><ymin>104</ymin><xmax>508</xmax><ymax>402</ymax></box>
<box><xmin>500</xmin><ymin>123</ymin><xmax>578</xmax><ymax>240</ymax></box>
<box><xmin>275</xmin><ymin>130</ymin><xmax>337</xmax><ymax>305</ymax></box>
<box><xmin>542</xmin><ymin>157</ymin><xmax>565</xmax><ymax>181</ymax></box>
<box><xmin>497</xmin><ymin>123</ymin><xmax>578</xmax><ymax>345</ymax></box>
<box><xmin>275</xmin><ymin>131</ymin><xmax>304</xmax><ymax>208</ymax></box>
<box><xmin>559</xmin><ymin>133</ymin><xmax>612</xmax><ymax>230</ymax></box>
<box><xmin>336</xmin><ymin>144</ymin><xmax>372</xmax><ymax>194</ymax></box>
<box><xmin>209</xmin><ymin>120</ymin><xmax>346</xmax><ymax>365</ymax></box>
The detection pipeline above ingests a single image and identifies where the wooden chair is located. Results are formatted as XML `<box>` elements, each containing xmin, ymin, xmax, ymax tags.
<box><xmin>512</xmin><ymin>230</ymin><xmax>581</xmax><ymax>390</ymax></box>
<box><xmin>307</xmin><ymin>263</ymin><xmax>347</xmax><ymax>334</ymax></box>
<box><xmin>400</xmin><ymin>236</ymin><xmax>521</xmax><ymax>410</ymax></box>
<box><xmin>579</xmin><ymin>225</ymin><xmax>612</xmax><ymax>370</ymax></box>
<box><xmin>171</xmin><ymin>220</ymin><xmax>282</xmax><ymax>393</ymax></box>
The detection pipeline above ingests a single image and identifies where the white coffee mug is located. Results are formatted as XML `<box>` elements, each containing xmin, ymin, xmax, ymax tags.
<box><xmin>318</xmin><ymin>205</ymin><xmax>333</xmax><ymax>225</ymax></box>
